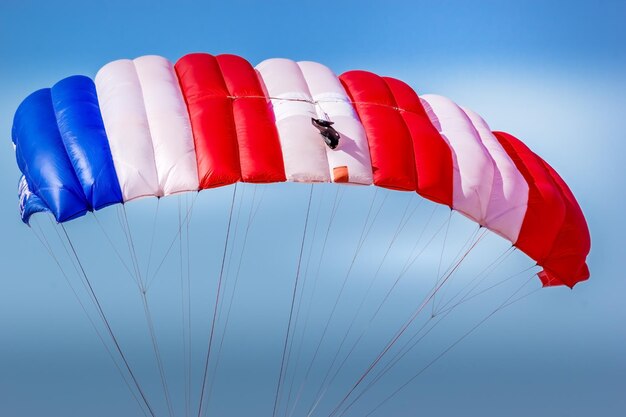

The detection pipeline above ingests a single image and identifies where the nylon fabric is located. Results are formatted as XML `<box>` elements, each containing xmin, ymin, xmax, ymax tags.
<box><xmin>12</xmin><ymin>89</ymin><xmax>89</xmax><ymax>221</ymax></box>
<box><xmin>133</xmin><ymin>55</ymin><xmax>199</xmax><ymax>195</ymax></box>
<box><xmin>255</xmin><ymin>58</ymin><xmax>330</xmax><ymax>182</ymax></box>
<box><xmin>298</xmin><ymin>61</ymin><xmax>373</xmax><ymax>185</ymax></box>
<box><xmin>216</xmin><ymin>54</ymin><xmax>286</xmax><ymax>183</ymax></box>
<box><xmin>462</xmin><ymin>108</ymin><xmax>529</xmax><ymax>243</ymax></box>
<box><xmin>175</xmin><ymin>53</ymin><xmax>242</xmax><ymax>188</ymax></box>
<box><xmin>95</xmin><ymin>59</ymin><xmax>160</xmax><ymax>201</ymax></box>
<box><xmin>420</xmin><ymin>94</ymin><xmax>494</xmax><ymax>224</ymax></box>
<box><xmin>19</xmin><ymin>176</ymin><xmax>51</xmax><ymax>224</ymax></box>
<box><xmin>493</xmin><ymin>131</ymin><xmax>582</xmax><ymax>287</ymax></box>
<box><xmin>339</xmin><ymin>70</ymin><xmax>417</xmax><ymax>191</ymax></box>
<box><xmin>50</xmin><ymin>75</ymin><xmax>123</xmax><ymax>210</ymax></box>
<box><xmin>382</xmin><ymin>77</ymin><xmax>453</xmax><ymax>205</ymax></box>
<box><xmin>539</xmin><ymin>159</ymin><xmax>590</xmax><ymax>287</ymax></box>
<box><xmin>10</xmin><ymin>52</ymin><xmax>591</xmax><ymax>288</ymax></box>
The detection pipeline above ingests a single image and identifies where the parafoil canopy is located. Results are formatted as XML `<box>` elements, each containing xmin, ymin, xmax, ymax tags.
<box><xmin>11</xmin><ymin>52</ymin><xmax>590</xmax><ymax>288</ymax></box>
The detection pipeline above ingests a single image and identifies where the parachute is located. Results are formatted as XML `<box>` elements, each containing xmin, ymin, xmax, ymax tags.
<box><xmin>11</xmin><ymin>52</ymin><xmax>590</xmax><ymax>416</ymax></box>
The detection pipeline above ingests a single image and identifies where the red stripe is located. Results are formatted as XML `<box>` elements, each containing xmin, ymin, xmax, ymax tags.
<box><xmin>175</xmin><ymin>53</ymin><xmax>241</xmax><ymax>189</ymax></box>
<box><xmin>382</xmin><ymin>76</ymin><xmax>453</xmax><ymax>206</ymax></box>
<box><xmin>339</xmin><ymin>70</ymin><xmax>416</xmax><ymax>191</ymax></box>
<box><xmin>216</xmin><ymin>54</ymin><xmax>286</xmax><ymax>183</ymax></box>
<box><xmin>494</xmin><ymin>131</ymin><xmax>589</xmax><ymax>288</ymax></box>
<box><xmin>539</xmin><ymin>159</ymin><xmax>591</xmax><ymax>287</ymax></box>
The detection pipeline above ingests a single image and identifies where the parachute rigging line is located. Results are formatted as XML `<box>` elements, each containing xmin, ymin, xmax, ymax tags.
<box><xmin>433</xmin><ymin>247</ymin><xmax>521</xmax><ymax>316</ymax></box>
<box><xmin>121</xmin><ymin>206</ymin><xmax>176</xmax><ymax>417</ymax></box>
<box><xmin>283</xmin><ymin>186</ymin><xmax>343</xmax><ymax>417</ymax></box>
<box><xmin>371</xmin><ymin>262</ymin><xmax>537</xmax><ymax>390</ymax></box>
<box><xmin>197</xmin><ymin>184</ymin><xmax>239</xmax><ymax>417</ymax></box>
<box><xmin>177</xmin><ymin>197</ymin><xmax>191</xmax><ymax>417</ymax></box>
<box><xmin>91</xmin><ymin>213</ymin><xmax>136</xmax><ymax>284</ymax></box>
<box><xmin>329</xmin><ymin>231</ymin><xmax>485</xmax><ymax>417</ymax></box>
<box><xmin>250</xmin><ymin>185</ymin><xmax>268</xmax><ymax>224</ymax></box>
<box><xmin>206</xmin><ymin>185</ymin><xmax>260</xmax><ymax>408</ymax></box>
<box><xmin>431</xmin><ymin>225</ymin><xmax>487</xmax><ymax>314</ymax></box>
<box><xmin>332</xmin><ymin>228</ymin><xmax>486</xmax><ymax>415</ymax></box>
<box><xmin>225</xmin><ymin>94</ymin><xmax>429</xmax><ymax>115</ymax></box>
<box><xmin>59</xmin><ymin>223</ymin><xmax>158</xmax><ymax>417</ymax></box>
<box><xmin>327</xmin><ymin>228</ymin><xmax>488</xmax><ymax>417</ymax></box>
<box><xmin>341</xmin><ymin>300</ymin><xmax>460</xmax><ymax>417</ymax></box>
<box><xmin>301</xmin><ymin>204</ymin><xmax>452</xmax><ymax>417</ymax></box>
<box><xmin>29</xmin><ymin>220</ymin><xmax>152</xmax><ymax>417</ymax></box>
<box><xmin>282</xmin><ymin>185</ymin><xmax>327</xmax><ymax>416</ymax></box>
<box><xmin>113</xmin><ymin>207</ymin><xmax>143</xmax><ymax>291</ymax></box>
<box><xmin>185</xmin><ymin>194</ymin><xmax>193</xmax><ymax>417</ymax></box>
<box><xmin>146</xmin><ymin>193</ymin><xmax>199</xmax><ymax>291</ymax></box>
<box><xmin>285</xmin><ymin>189</ymin><xmax>382</xmax><ymax>417</ymax></box>
<box><xmin>144</xmin><ymin>198</ymin><xmax>161</xmax><ymax>281</ymax></box>
<box><xmin>341</xmin><ymin>268</ymin><xmax>539</xmax><ymax>417</ymax></box>
<box><xmin>176</xmin><ymin>194</ymin><xmax>196</xmax><ymax>417</ymax></box>
<box><xmin>272</xmin><ymin>184</ymin><xmax>316</xmax><ymax>417</ymax></box>
<box><xmin>359</xmin><ymin>274</ymin><xmax>539</xmax><ymax>417</ymax></box>
<box><xmin>303</xmin><ymin>194</ymin><xmax>421</xmax><ymax>417</ymax></box>
<box><xmin>46</xmin><ymin>218</ymin><xmax>156</xmax><ymax>416</ymax></box>
<box><xmin>432</xmin><ymin>210</ymin><xmax>453</xmax><ymax>315</ymax></box>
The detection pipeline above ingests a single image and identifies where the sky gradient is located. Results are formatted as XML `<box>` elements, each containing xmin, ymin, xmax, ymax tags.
<box><xmin>0</xmin><ymin>1</ymin><xmax>624</xmax><ymax>416</ymax></box>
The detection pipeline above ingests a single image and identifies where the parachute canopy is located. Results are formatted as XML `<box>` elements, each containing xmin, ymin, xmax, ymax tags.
<box><xmin>11</xmin><ymin>53</ymin><xmax>590</xmax><ymax>288</ymax></box>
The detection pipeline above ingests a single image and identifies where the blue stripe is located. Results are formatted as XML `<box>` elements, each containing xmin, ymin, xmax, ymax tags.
<box><xmin>19</xmin><ymin>176</ymin><xmax>50</xmax><ymax>224</ymax></box>
<box><xmin>51</xmin><ymin>75</ymin><xmax>123</xmax><ymax>210</ymax></box>
<box><xmin>12</xmin><ymin>89</ymin><xmax>89</xmax><ymax>222</ymax></box>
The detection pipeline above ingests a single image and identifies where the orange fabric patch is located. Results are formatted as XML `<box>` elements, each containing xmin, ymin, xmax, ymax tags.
<box><xmin>333</xmin><ymin>166</ymin><xmax>349</xmax><ymax>183</ymax></box>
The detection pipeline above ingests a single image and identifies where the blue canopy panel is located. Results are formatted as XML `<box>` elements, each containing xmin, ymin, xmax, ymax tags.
<box><xmin>13</xmin><ymin>88</ymin><xmax>89</xmax><ymax>222</ymax></box>
<box><xmin>19</xmin><ymin>176</ymin><xmax>50</xmax><ymax>224</ymax></box>
<box><xmin>12</xmin><ymin>77</ymin><xmax>122</xmax><ymax>223</ymax></box>
<box><xmin>51</xmin><ymin>76</ymin><xmax>122</xmax><ymax>210</ymax></box>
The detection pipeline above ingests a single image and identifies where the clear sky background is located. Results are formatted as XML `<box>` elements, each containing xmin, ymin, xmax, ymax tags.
<box><xmin>0</xmin><ymin>1</ymin><xmax>625</xmax><ymax>417</ymax></box>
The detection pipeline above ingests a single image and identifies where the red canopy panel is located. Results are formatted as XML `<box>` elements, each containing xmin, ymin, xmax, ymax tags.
<box><xmin>494</xmin><ymin>131</ymin><xmax>589</xmax><ymax>287</ymax></box>
<box><xmin>340</xmin><ymin>70</ymin><xmax>417</xmax><ymax>191</ymax></box>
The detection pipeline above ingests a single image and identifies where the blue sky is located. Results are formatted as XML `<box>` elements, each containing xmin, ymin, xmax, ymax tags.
<box><xmin>0</xmin><ymin>1</ymin><xmax>625</xmax><ymax>417</ymax></box>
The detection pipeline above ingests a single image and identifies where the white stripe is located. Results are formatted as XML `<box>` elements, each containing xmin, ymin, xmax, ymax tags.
<box><xmin>298</xmin><ymin>61</ymin><xmax>373</xmax><ymax>185</ymax></box>
<box><xmin>462</xmin><ymin>108</ymin><xmax>529</xmax><ymax>242</ymax></box>
<box><xmin>256</xmin><ymin>58</ymin><xmax>330</xmax><ymax>182</ymax></box>
<box><xmin>133</xmin><ymin>55</ymin><xmax>199</xmax><ymax>195</ymax></box>
<box><xmin>95</xmin><ymin>59</ymin><xmax>160</xmax><ymax>201</ymax></box>
<box><xmin>420</xmin><ymin>94</ymin><xmax>495</xmax><ymax>225</ymax></box>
